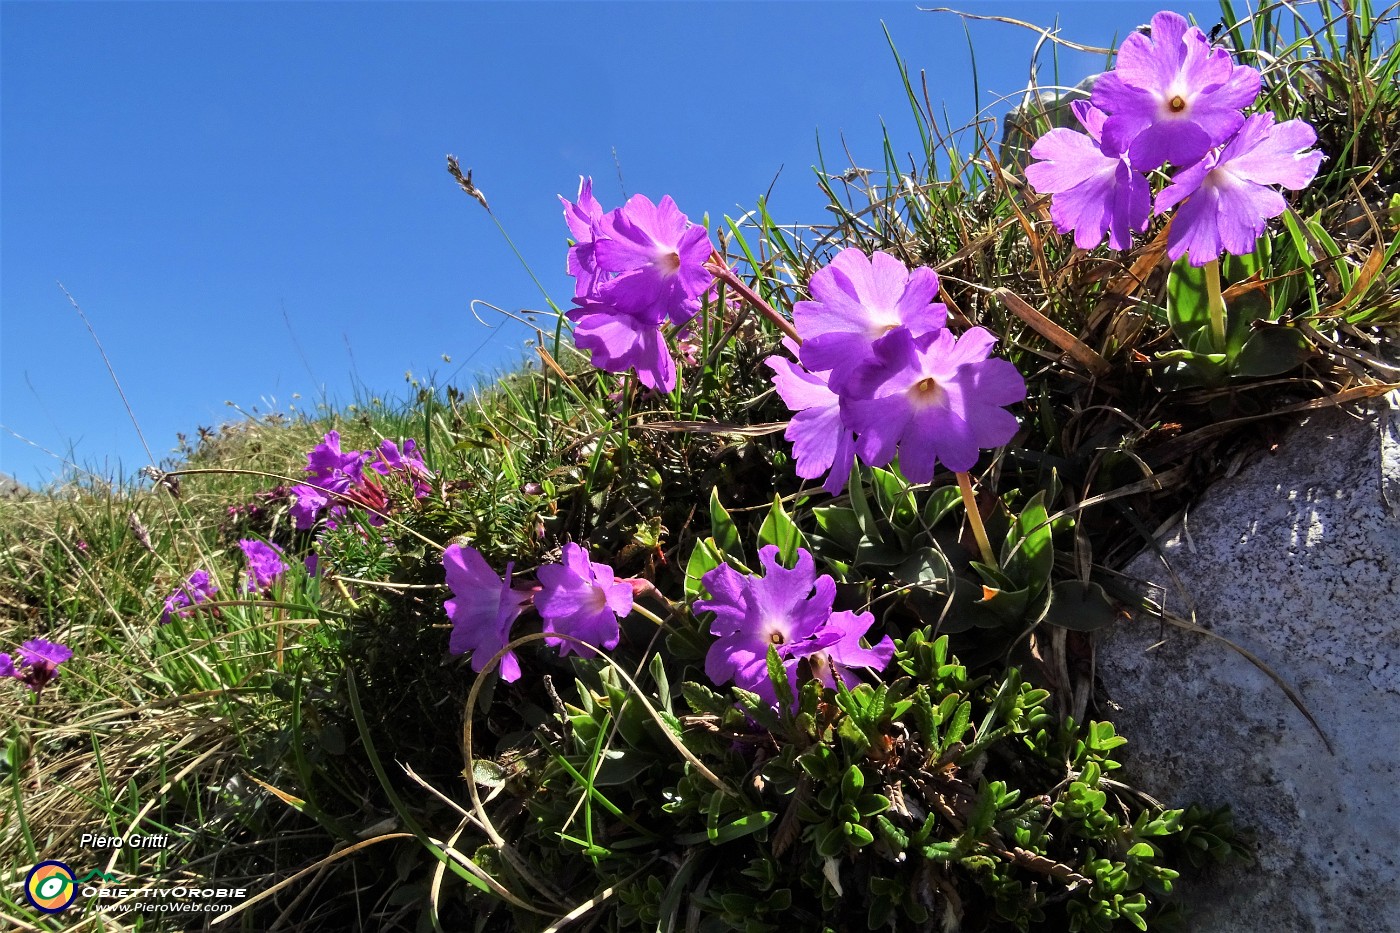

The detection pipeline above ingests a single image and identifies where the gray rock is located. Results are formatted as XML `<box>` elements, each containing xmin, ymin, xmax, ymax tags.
<box><xmin>999</xmin><ymin>74</ymin><xmax>1099</xmax><ymax>174</ymax></box>
<box><xmin>1098</xmin><ymin>392</ymin><xmax>1400</xmax><ymax>932</ymax></box>
<box><xmin>0</xmin><ymin>472</ymin><xmax>31</xmax><ymax>498</ymax></box>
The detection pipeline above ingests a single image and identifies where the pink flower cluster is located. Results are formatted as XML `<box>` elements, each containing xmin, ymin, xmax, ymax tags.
<box><xmin>442</xmin><ymin>541</ymin><xmax>636</xmax><ymax>682</ymax></box>
<box><xmin>1026</xmin><ymin>11</ymin><xmax>1323</xmax><ymax>265</ymax></box>
<box><xmin>160</xmin><ymin>568</ymin><xmax>219</xmax><ymax>624</ymax></box>
<box><xmin>560</xmin><ymin>179</ymin><xmax>716</xmax><ymax>392</ymax></box>
<box><xmin>238</xmin><ymin>539</ymin><xmax>288</xmax><ymax>593</ymax></box>
<box><xmin>290</xmin><ymin>433</ymin><xmax>433</xmax><ymax>530</ymax></box>
<box><xmin>768</xmin><ymin>249</ymin><xmax>1026</xmax><ymax>493</ymax></box>
<box><xmin>695</xmin><ymin>546</ymin><xmax>893</xmax><ymax>708</ymax></box>
<box><xmin>1</xmin><ymin>638</ymin><xmax>73</xmax><ymax>694</ymax></box>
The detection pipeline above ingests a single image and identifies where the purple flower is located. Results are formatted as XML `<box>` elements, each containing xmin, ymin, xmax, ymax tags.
<box><xmin>1156</xmin><ymin>113</ymin><xmax>1324</xmax><ymax>265</ymax></box>
<box><xmin>794</xmin><ymin>249</ymin><xmax>947</xmax><ymax>391</ymax></box>
<box><xmin>695</xmin><ymin>547</ymin><xmax>891</xmax><ymax>707</ymax></box>
<box><xmin>443</xmin><ymin>543</ymin><xmax>533</xmax><ymax>682</ymax></box>
<box><xmin>560</xmin><ymin>186</ymin><xmax>716</xmax><ymax>389</ymax></box>
<box><xmin>238</xmin><ymin>539</ymin><xmax>288</xmax><ymax>593</ymax></box>
<box><xmin>593</xmin><ymin>194</ymin><xmax>714</xmax><ymax>325</ymax></box>
<box><xmin>305</xmin><ymin>431</ymin><xmax>368</xmax><ymax>494</ymax></box>
<box><xmin>843</xmin><ymin>326</ymin><xmax>1026</xmax><ymax>481</ymax></box>
<box><xmin>568</xmin><ymin>299</ymin><xmax>678</xmax><ymax>392</ymax></box>
<box><xmin>561</xmin><ymin>176</ymin><xmax>607</xmax><ymax>300</ymax></box>
<box><xmin>766</xmin><ymin>354</ymin><xmax>857</xmax><ymax>495</ymax></box>
<box><xmin>304</xmin><ymin>553</ymin><xmax>320</xmax><ymax>577</ymax></box>
<box><xmin>1026</xmin><ymin>101</ymin><xmax>1151</xmax><ymax>251</ymax></box>
<box><xmin>369</xmin><ymin>438</ymin><xmax>433</xmax><ymax>498</ymax></box>
<box><xmin>1093</xmin><ymin>11</ymin><xmax>1261</xmax><ymax>170</ymax></box>
<box><xmin>161</xmin><ymin>569</ymin><xmax>219</xmax><ymax>625</ymax></box>
<box><xmin>535</xmin><ymin>543</ymin><xmax>633</xmax><ymax>658</ymax></box>
<box><xmin>369</xmin><ymin>438</ymin><xmax>425</xmax><ymax>476</ymax></box>
<box><xmin>7</xmin><ymin>638</ymin><xmax>74</xmax><ymax>692</ymax></box>
<box><xmin>797</xmin><ymin>610</ymin><xmax>895</xmax><ymax>692</ymax></box>
<box><xmin>289</xmin><ymin>484</ymin><xmax>330</xmax><ymax>530</ymax></box>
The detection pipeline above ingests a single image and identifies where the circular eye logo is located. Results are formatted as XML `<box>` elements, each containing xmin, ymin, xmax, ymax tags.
<box><xmin>25</xmin><ymin>860</ymin><xmax>77</xmax><ymax>913</ymax></box>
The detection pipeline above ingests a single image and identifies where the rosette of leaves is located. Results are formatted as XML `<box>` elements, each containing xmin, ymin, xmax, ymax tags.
<box><xmin>795</xmin><ymin>467</ymin><xmax>1120</xmax><ymax>644</ymax></box>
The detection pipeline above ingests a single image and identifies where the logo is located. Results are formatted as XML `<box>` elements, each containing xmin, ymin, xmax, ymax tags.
<box><xmin>25</xmin><ymin>860</ymin><xmax>77</xmax><ymax>913</ymax></box>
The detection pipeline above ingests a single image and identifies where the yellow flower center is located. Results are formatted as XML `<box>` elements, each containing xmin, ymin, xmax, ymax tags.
<box><xmin>1168</xmin><ymin>94</ymin><xmax>1187</xmax><ymax>113</ymax></box>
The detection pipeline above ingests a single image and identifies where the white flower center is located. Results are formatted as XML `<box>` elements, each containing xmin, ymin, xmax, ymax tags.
<box><xmin>907</xmin><ymin>376</ymin><xmax>946</xmax><ymax>410</ymax></box>
<box><xmin>657</xmin><ymin>250</ymin><xmax>681</xmax><ymax>276</ymax></box>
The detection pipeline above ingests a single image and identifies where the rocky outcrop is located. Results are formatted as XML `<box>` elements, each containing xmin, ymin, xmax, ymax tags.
<box><xmin>1098</xmin><ymin>392</ymin><xmax>1400</xmax><ymax>932</ymax></box>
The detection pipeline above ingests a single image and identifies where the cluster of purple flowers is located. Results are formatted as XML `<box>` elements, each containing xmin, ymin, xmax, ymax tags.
<box><xmin>290</xmin><ymin>433</ymin><xmax>432</xmax><ymax>530</ymax></box>
<box><xmin>0</xmin><ymin>638</ymin><xmax>74</xmax><ymax>694</ymax></box>
<box><xmin>1026</xmin><ymin>10</ymin><xmax>1324</xmax><ymax>265</ymax></box>
<box><xmin>561</xmin><ymin>178</ymin><xmax>716</xmax><ymax>392</ymax></box>
<box><xmin>160</xmin><ymin>569</ymin><xmax>220</xmax><ymax>624</ymax></box>
<box><xmin>238</xmin><ymin>539</ymin><xmax>288</xmax><ymax>593</ymax></box>
<box><xmin>767</xmin><ymin>248</ymin><xmax>1027</xmax><ymax>493</ymax></box>
<box><xmin>695</xmin><ymin>547</ymin><xmax>894</xmax><ymax>707</ymax></box>
<box><xmin>442</xmin><ymin>541</ymin><xmax>636</xmax><ymax>682</ymax></box>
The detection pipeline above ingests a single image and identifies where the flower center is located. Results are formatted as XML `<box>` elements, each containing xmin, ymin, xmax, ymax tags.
<box><xmin>768</xmin><ymin>631</ymin><xmax>785</xmax><ymax>646</ymax></box>
<box><xmin>659</xmin><ymin>250</ymin><xmax>681</xmax><ymax>276</ymax></box>
<box><xmin>908</xmin><ymin>376</ymin><xmax>946</xmax><ymax>409</ymax></box>
<box><xmin>1168</xmin><ymin>94</ymin><xmax>1187</xmax><ymax>113</ymax></box>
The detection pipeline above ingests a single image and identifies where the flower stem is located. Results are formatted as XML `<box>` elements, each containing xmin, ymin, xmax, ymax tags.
<box><xmin>1205</xmin><ymin>258</ymin><xmax>1227</xmax><ymax>352</ymax></box>
<box><xmin>630</xmin><ymin>602</ymin><xmax>668</xmax><ymax>628</ymax></box>
<box><xmin>705</xmin><ymin>253</ymin><xmax>802</xmax><ymax>345</ymax></box>
<box><xmin>957</xmin><ymin>471</ymin><xmax>997</xmax><ymax>567</ymax></box>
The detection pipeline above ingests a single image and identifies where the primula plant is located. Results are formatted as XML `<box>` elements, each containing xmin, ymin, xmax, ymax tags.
<box><xmin>1025</xmin><ymin>10</ymin><xmax>1328</xmax><ymax>388</ymax></box>
<box><xmin>0</xmin><ymin>638</ymin><xmax>72</xmax><ymax>695</ymax></box>
<box><xmin>4</xmin><ymin>2</ymin><xmax>1393</xmax><ymax>930</ymax></box>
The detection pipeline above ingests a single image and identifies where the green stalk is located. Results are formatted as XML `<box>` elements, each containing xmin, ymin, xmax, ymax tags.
<box><xmin>1205</xmin><ymin>258</ymin><xmax>1227</xmax><ymax>351</ymax></box>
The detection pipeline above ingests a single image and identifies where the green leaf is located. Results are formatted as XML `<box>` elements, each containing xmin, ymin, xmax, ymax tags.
<box><xmin>1232</xmin><ymin>324</ymin><xmax>1311</xmax><ymax>377</ymax></box>
<box><xmin>648</xmin><ymin>652</ymin><xmax>672</xmax><ymax>715</ymax></box>
<box><xmin>896</xmin><ymin>546</ymin><xmax>950</xmax><ymax>587</ymax></box>
<box><xmin>854</xmin><ymin>540</ymin><xmax>909</xmax><ymax>568</ymax></box>
<box><xmin>922</xmin><ymin>485</ymin><xmax>963</xmax><ymax>527</ymax></box>
<box><xmin>684</xmin><ymin>538</ymin><xmax>723</xmax><ymax>599</ymax></box>
<box><xmin>968</xmin><ymin>582</ymin><xmax>1032</xmax><ymax>627</ymax></box>
<box><xmin>1002</xmin><ymin>490</ymin><xmax>1053</xmax><ymax>596</ymax></box>
<box><xmin>841</xmin><ymin>765</ymin><xmax>865</xmax><ymax>801</ymax></box>
<box><xmin>920</xmin><ymin>841</ymin><xmax>957</xmax><ymax>861</ymax></box>
<box><xmin>1165</xmin><ymin>256</ymin><xmax>1211</xmax><ymax>345</ymax></box>
<box><xmin>592</xmin><ymin>751</ymin><xmax>654</xmax><ymax>787</ymax></box>
<box><xmin>870</xmin><ymin>467</ymin><xmax>917</xmax><ymax>529</ymax></box>
<box><xmin>709</xmin><ymin>488</ymin><xmax>743</xmax><ymax>561</ymax></box>
<box><xmin>764</xmin><ymin>645</ymin><xmax>792</xmax><ymax>714</ymax></box>
<box><xmin>942</xmin><ymin>700</ymin><xmax>972</xmax><ymax>752</ymax></box>
<box><xmin>847</xmin><ymin>466</ymin><xmax>884</xmax><ymax>545</ymax></box>
<box><xmin>844</xmin><ymin>822</ymin><xmax>875</xmax><ymax>847</ymax></box>
<box><xmin>817</xmin><ymin>824</ymin><xmax>846</xmax><ymax>857</ymax></box>
<box><xmin>812</xmin><ymin>506</ymin><xmax>863</xmax><ymax>554</ymax></box>
<box><xmin>1042</xmin><ymin>580</ymin><xmax>1119</xmax><ymax>632</ymax></box>
<box><xmin>675</xmin><ymin>810</ymin><xmax>776</xmax><ymax>846</ymax></box>
<box><xmin>757</xmin><ymin>494</ymin><xmax>807</xmax><ymax>567</ymax></box>
<box><xmin>857</xmin><ymin>793</ymin><xmax>891</xmax><ymax>818</ymax></box>
<box><xmin>712</xmin><ymin>811</ymin><xmax>776</xmax><ymax>845</ymax></box>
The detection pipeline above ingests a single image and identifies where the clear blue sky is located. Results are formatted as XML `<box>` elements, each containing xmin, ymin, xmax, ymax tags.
<box><xmin>1</xmin><ymin>1</ymin><xmax>1219</xmax><ymax>488</ymax></box>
